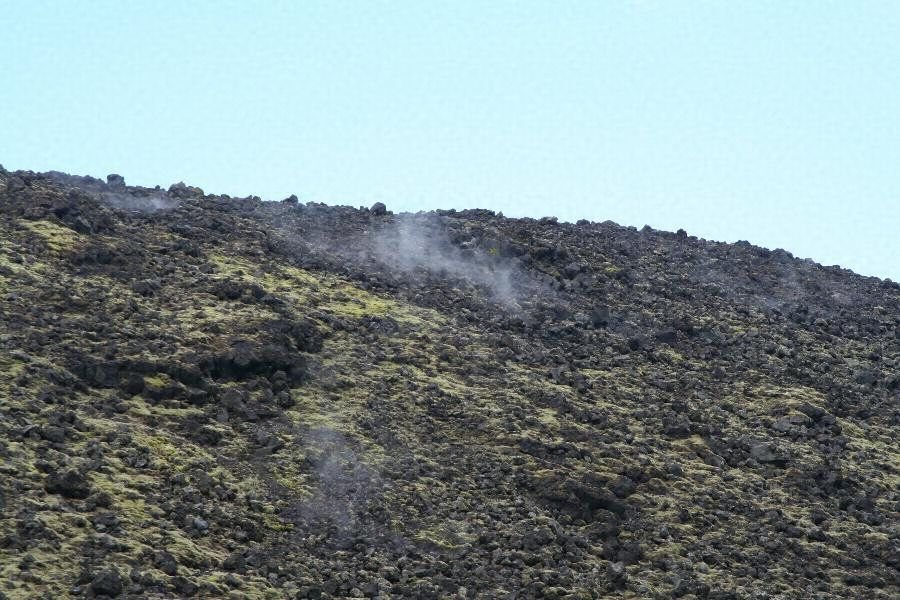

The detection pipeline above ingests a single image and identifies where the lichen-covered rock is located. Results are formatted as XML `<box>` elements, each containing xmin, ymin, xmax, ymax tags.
<box><xmin>0</xmin><ymin>170</ymin><xmax>897</xmax><ymax>599</ymax></box>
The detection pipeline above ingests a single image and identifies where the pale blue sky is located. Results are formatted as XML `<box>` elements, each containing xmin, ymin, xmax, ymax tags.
<box><xmin>3</xmin><ymin>1</ymin><xmax>899</xmax><ymax>280</ymax></box>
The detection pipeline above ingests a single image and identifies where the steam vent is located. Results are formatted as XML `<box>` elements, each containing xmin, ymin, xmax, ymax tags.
<box><xmin>1</xmin><ymin>168</ymin><xmax>898</xmax><ymax>599</ymax></box>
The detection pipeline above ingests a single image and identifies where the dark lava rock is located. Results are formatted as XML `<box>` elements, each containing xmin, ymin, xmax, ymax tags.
<box><xmin>222</xmin><ymin>551</ymin><xmax>246</xmax><ymax>572</ymax></box>
<box><xmin>106</xmin><ymin>174</ymin><xmax>125</xmax><ymax>188</ymax></box>
<box><xmin>610</xmin><ymin>475</ymin><xmax>637</xmax><ymax>498</ymax></box>
<box><xmin>655</xmin><ymin>328</ymin><xmax>678</xmax><ymax>345</ymax></box>
<box><xmin>90</xmin><ymin>569</ymin><xmax>124</xmax><ymax>597</ymax></box>
<box><xmin>3</xmin><ymin>168</ymin><xmax>898</xmax><ymax>600</ymax></box>
<box><xmin>172</xmin><ymin>576</ymin><xmax>199</xmax><ymax>596</ymax></box>
<box><xmin>153</xmin><ymin>550</ymin><xmax>178</xmax><ymax>576</ymax></box>
<box><xmin>798</xmin><ymin>402</ymin><xmax>828</xmax><ymax>421</ymax></box>
<box><xmin>591</xmin><ymin>306</ymin><xmax>610</xmax><ymax>327</ymax></box>
<box><xmin>607</xmin><ymin>561</ymin><xmax>628</xmax><ymax>587</ymax></box>
<box><xmin>43</xmin><ymin>469</ymin><xmax>91</xmax><ymax>499</ymax></box>
<box><xmin>750</xmin><ymin>442</ymin><xmax>789</xmax><ymax>466</ymax></box>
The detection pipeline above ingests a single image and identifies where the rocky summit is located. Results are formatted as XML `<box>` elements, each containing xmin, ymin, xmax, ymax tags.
<box><xmin>0</xmin><ymin>167</ymin><xmax>897</xmax><ymax>600</ymax></box>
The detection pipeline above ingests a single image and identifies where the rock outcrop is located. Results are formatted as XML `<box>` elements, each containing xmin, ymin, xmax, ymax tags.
<box><xmin>0</xmin><ymin>169</ymin><xmax>897</xmax><ymax>598</ymax></box>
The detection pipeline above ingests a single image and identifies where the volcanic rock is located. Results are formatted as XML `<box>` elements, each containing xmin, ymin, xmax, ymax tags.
<box><xmin>0</xmin><ymin>169</ymin><xmax>896</xmax><ymax>599</ymax></box>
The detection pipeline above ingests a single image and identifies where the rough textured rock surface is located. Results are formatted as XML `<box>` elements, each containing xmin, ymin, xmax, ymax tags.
<box><xmin>0</xmin><ymin>167</ymin><xmax>898</xmax><ymax>599</ymax></box>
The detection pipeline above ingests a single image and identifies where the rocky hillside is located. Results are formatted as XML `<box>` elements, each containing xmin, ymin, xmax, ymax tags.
<box><xmin>0</xmin><ymin>167</ymin><xmax>897</xmax><ymax>599</ymax></box>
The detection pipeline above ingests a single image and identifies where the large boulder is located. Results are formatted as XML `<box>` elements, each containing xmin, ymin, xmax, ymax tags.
<box><xmin>44</xmin><ymin>469</ymin><xmax>91</xmax><ymax>499</ymax></box>
<box><xmin>750</xmin><ymin>442</ymin><xmax>789</xmax><ymax>467</ymax></box>
<box><xmin>90</xmin><ymin>569</ymin><xmax>124</xmax><ymax>597</ymax></box>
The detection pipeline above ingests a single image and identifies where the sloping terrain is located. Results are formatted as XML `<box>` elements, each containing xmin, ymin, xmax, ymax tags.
<box><xmin>0</xmin><ymin>168</ymin><xmax>897</xmax><ymax>599</ymax></box>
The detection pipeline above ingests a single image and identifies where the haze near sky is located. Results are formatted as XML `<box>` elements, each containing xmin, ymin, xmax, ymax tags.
<box><xmin>3</xmin><ymin>1</ymin><xmax>899</xmax><ymax>280</ymax></box>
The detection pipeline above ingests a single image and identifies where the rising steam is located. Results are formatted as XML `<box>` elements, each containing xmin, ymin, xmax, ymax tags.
<box><xmin>369</xmin><ymin>214</ymin><xmax>525</xmax><ymax>307</ymax></box>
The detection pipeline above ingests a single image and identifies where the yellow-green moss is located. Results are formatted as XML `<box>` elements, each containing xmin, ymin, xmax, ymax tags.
<box><xmin>143</xmin><ymin>373</ymin><xmax>172</xmax><ymax>388</ymax></box>
<box><xmin>21</xmin><ymin>219</ymin><xmax>84</xmax><ymax>252</ymax></box>
<box><xmin>207</xmin><ymin>251</ymin><xmax>439</xmax><ymax>324</ymax></box>
<box><xmin>262</xmin><ymin>513</ymin><xmax>295</xmax><ymax>532</ymax></box>
<box><xmin>131</xmin><ymin>431</ymin><xmax>211</xmax><ymax>472</ymax></box>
